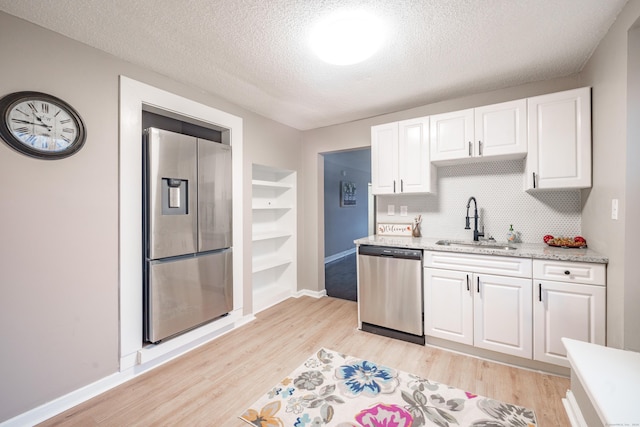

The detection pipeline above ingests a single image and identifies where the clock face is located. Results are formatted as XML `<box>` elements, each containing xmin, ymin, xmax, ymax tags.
<box><xmin>0</xmin><ymin>92</ymin><xmax>86</xmax><ymax>159</ymax></box>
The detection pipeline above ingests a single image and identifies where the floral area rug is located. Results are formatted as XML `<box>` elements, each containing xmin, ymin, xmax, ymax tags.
<box><xmin>240</xmin><ymin>348</ymin><xmax>536</xmax><ymax>427</ymax></box>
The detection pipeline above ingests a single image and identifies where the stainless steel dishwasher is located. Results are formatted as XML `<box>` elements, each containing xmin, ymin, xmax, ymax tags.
<box><xmin>357</xmin><ymin>245</ymin><xmax>424</xmax><ymax>345</ymax></box>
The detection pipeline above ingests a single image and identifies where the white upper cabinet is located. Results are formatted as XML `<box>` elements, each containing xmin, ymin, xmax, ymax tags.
<box><xmin>429</xmin><ymin>108</ymin><xmax>474</xmax><ymax>163</ymax></box>
<box><xmin>526</xmin><ymin>87</ymin><xmax>591</xmax><ymax>190</ymax></box>
<box><xmin>430</xmin><ymin>99</ymin><xmax>527</xmax><ymax>165</ymax></box>
<box><xmin>371</xmin><ymin>117</ymin><xmax>435</xmax><ymax>195</ymax></box>
<box><xmin>475</xmin><ymin>99</ymin><xmax>527</xmax><ymax>159</ymax></box>
<box><xmin>371</xmin><ymin>122</ymin><xmax>398</xmax><ymax>195</ymax></box>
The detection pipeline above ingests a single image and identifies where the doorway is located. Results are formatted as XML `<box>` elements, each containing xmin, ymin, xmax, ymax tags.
<box><xmin>323</xmin><ymin>148</ymin><xmax>372</xmax><ymax>301</ymax></box>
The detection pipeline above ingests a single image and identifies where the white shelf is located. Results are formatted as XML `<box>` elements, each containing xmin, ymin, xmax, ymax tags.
<box><xmin>252</xmin><ymin>255</ymin><xmax>292</xmax><ymax>273</ymax></box>
<box><xmin>252</xmin><ymin>179</ymin><xmax>293</xmax><ymax>189</ymax></box>
<box><xmin>252</xmin><ymin>204</ymin><xmax>292</xmax><ymax>210</ymax></box>
<box><xmin>252</xmin><ymin>230</ymin><xmax>292</xmax><ymax>241</ymax></box>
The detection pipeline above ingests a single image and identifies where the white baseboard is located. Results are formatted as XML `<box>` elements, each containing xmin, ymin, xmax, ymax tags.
<box><xmin>0</xmin><ymin>313</ymin><xmax>255</xmax><ymax>427</ymax></box>
<box><xmin>324</xmin><ymin>248</ymin><xmax>356</xmax><ymax>264</ymax></box>
<box><xmin>1</xmin><ymin>372</ymin><xmax>131</xmax><ymax>427</ymax></box>
<box><xmin>295</xmin><ymin>289</ymin><xmax>327</xmax><ymax>299</ymax></box>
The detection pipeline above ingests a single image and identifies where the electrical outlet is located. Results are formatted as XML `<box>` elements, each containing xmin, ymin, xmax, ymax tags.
<box><xmin>400</xmin><ymin>206</ymin><xmax>408</xmax><ymax>216</ymax></box>
<box><xmin>612</xmin><ymin>199</ymin><xmax>619</xmax><ymax>220</ymax></box>
<box><xmin>387</xmin><ymin>204</ymin><xmax>395</xmax><ymax>216</ymax></box>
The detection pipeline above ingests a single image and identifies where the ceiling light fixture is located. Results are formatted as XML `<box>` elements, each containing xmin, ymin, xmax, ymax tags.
<box><xmin>310</xmin><ymin>11</ymin><xmax>386</xmax><ymax>66</ymax></box>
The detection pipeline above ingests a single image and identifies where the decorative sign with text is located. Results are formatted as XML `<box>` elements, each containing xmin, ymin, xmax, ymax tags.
<box><xmin>377</xmin><ymin>223</ymin><xmax>412</xmax><ymax>236</ymax></box>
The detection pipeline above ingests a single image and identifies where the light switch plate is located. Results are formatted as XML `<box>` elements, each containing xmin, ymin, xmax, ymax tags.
<box><xmin>387</xmin><ymin>204</ymin><xmax>395</xmax><ymax>216</ymax></box>
<box><xmin>400</xmin><ymin>206</ymin><xmax>408</xmax><ymax>216</ymax></box>
<box><xmin>612</xmin><ymin>199</ymin><xmax>619</xmax><ymax>220</ymax></box>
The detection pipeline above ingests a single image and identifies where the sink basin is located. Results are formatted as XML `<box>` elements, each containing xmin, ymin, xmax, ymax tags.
<box><xmin>435</xmin><ymin>240</ymin><xmax>517</xmax><ymax>251</ymax></box>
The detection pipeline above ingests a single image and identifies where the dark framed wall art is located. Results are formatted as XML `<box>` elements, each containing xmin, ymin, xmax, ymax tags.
<box><xmin>340</xmin><ymin>180</ymin><xmax>356</xmax><ymax>207</ymax></box>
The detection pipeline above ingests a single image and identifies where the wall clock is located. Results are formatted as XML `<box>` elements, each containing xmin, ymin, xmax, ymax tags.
<box><xmin>0</xmin><ymin>91</ymin><xmax>86</xmax><ymax>160</ymax></box>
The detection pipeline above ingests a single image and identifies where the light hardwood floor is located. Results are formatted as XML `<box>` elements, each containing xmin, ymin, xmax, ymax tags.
<box><xmin>39</xmin><ymin>296</ymin><xmax>570</xmax><ymax>426</ymax></box>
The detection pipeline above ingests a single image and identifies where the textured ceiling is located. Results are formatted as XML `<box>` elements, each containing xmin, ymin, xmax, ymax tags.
<box><xmin>0</xmin><ymin>0</ymin><xmax>628</xmax><ymax>130</ymax></box>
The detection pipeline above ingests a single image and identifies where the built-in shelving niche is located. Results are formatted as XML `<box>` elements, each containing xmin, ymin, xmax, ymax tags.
<box><xmin>251</xmin><ymin>164</ymin><xmax>297</xmax><ymax>313</ymax></box>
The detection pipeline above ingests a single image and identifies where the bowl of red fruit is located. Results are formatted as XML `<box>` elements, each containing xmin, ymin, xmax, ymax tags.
<box><xmin>543</xmin><ymin>234</ymin><xmax>587</xmax><ymax>248</ymax></box>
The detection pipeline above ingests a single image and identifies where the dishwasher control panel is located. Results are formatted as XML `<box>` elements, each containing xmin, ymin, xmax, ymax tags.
<box><xmin>358</xmin><ymin>245</ymin><xmax>422</xmax><ymax>260</ymax></box>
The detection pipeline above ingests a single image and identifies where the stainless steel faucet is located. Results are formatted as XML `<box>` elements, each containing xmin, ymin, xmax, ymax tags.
<box><xmin>465</xmin><ymin>196</ymin><xmax>485</xmax><ymax>241</ymax></box>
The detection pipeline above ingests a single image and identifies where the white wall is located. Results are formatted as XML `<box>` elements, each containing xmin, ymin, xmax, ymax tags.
<box><xmin>0</xmin><ymin>11</ymin><xmax>302</xmax><ymax>422</ymax></box>
<box><xmin>580</xmin><ymin>0</ymin><xmax>640</xmax><ymax>350</ymax></box>
<box><xmin>625</xmin><ymin>20</ymin><xmax>640</xmax><ymax>352</ymax></box>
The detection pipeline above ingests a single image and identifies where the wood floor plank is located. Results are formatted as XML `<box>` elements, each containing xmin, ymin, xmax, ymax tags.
<box><xmin>38</xmin><ymin>296</ymin><xmax>570</xmax><ymax>426</ymax></box>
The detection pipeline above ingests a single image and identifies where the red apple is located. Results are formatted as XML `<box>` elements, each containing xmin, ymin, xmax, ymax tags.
<box><xmin>543</xmin><ymin>234</ymin><xmax>554</xmax><ymax>243</ymax></box>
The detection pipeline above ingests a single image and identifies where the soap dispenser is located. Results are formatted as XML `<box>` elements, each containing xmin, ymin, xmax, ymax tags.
<box><xmin>507</xmin><ymin>224</ymin><xmax>516</xmax><ymax>242</ymax></box>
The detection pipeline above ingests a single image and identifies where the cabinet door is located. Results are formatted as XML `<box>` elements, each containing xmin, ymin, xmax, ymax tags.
<box><xmin>526</xmin><ymin>87</ymin><xmax>591</xmax><ymax>190</ymax></box>
<box><xmin>398</xmin><ymin>117</ymin><xmax>434</xmax><ymax>194</ymax></box>
<box><xmin>533</xmin><ymin>280</ymin><xmax>605</xmax><ymax>367</ymax></box>
<box><xmin>371</xmin><ymin>122</ymin><xmax>399</xmax><ymax>194</ymax></box>
<box><xmin>474</xmin><ymin>99</ymin><xmax>527</xmax><ymax>159</ymax></box>
<box><xmin>424</xmin><ymin>268</ymin><xmax>473</xmax><ymax>345</ymax></box>
<box><xmin>430</xmin><ymin>109</ymin><xmax>474</xmax><ymax>164</ymax></box>
<box><xmin>474</xmin><ymin>274</ymin><xmax>532</xmax><ymax>358</ymax></box>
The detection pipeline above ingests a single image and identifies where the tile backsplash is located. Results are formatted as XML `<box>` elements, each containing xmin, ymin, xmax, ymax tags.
<box><xmin>376</xmin><ymin>159</ymin><xmax>581</xmax><ymax>243</ymax></box>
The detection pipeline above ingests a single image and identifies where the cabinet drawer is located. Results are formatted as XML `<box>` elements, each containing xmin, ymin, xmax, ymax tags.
<box><xmin>533</xmin><ymin>260</ymin><xmax>605</xmax><ymax>285</ymax></box>
<box><xmin>424</xmin><ymin>251</ymin><xmax>531</xmax><ymax>278</ymax></box>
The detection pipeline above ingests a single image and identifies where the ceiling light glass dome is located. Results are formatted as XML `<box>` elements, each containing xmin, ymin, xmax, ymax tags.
<box><xmin>310</xmin><ymin>11</ymin><xmax>386</xmax><ymax>66</ymax></box>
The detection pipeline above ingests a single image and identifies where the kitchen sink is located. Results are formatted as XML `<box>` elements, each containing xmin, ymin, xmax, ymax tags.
<box><xmin>435</xmin><ymin>240</ymin><xmax>517</xmax><ymax>251</ymax></box>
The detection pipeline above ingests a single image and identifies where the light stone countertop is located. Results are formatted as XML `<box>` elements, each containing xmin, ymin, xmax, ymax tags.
<box><xmin>354</xmin><ymin>235</ymin><xmax>608</xmax><ymax>264</ymax></box>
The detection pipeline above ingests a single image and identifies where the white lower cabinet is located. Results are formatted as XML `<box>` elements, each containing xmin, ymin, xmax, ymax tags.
<box><xmin>424</xmin><ymin>251</ymin><xmax>532</xmax><ymax>359</ymax></box>
<box><xmin>425</xmin><ymin>252</ymin><xmax>607</xmax><ymax>369</ymax></box>
<box><xmin>474</xmin><ymin>274</ymin><xmax>532</xmax><ymax>358</ymax></box>
<box><xmin>533</xmin><ymin>260</ymin><xmax>606</xmax><ymax>367</ymax></box>
<box><xmin>424</xmin><ymin>268</ymin><xmax>473</xmax><ymax>345</ymax></box>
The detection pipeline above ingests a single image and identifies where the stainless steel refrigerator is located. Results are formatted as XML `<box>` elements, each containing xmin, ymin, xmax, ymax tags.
<box><xmin>143</xmin><ymin>127</ymin><xmax>232</xmax><ymax>343</ymax></box>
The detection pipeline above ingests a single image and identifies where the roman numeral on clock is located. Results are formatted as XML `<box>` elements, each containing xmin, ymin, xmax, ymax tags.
<box><xmin>13</xmin><ymin>126</ymin><xmax>29</xmax><ymax>136</ymax></box>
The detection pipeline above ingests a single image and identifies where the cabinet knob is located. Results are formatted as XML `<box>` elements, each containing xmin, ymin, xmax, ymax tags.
<box><xmin>564</xmin><ymin>270</ymin><xmax>571</xmax><ymax>275</ymax></box>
